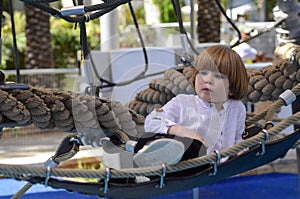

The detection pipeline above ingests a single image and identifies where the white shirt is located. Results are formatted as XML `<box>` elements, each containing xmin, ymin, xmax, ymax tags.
<box><xmin>144</xmin><ymin>94</ymin><xmax>246</xmax><ymax>154</ymax></box>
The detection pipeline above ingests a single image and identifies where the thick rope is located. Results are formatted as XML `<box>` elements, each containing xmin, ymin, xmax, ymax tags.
<box><xmin>0</xmin><ymin>43</ymin><xmax>299</xmax><ymax>155</ymax></box>
<box><xmin>1</xmin><ymin>43</ymin><xmax>300</xmax><ymax>183</ymax></box>
<box><xmin>0</xmin><ymin>87</ymin><xmax>144</xmax><ymax>146</ymax></box>
<box><xmin>10</xmin><ymin>134</ymin><xmax>81</xmax><ymax>199</ymax></box>
<box><xmin>1</xmin><ymin>105</ymin><xmax>300</xmax><ymax>180</ymax></box>
<box><xmin>128</xmin><ymin>43</ymin><xmax>300</xmax><ymax>116</ymax></box>
<box><xmin>10</xmin><ymin>182</ymin><xmax>32</xmax><ymax>199</ymax></box>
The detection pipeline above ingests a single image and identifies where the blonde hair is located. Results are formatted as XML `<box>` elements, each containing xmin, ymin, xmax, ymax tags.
<box><xmin>191</xmin><ymin>45</ymin><xmax>248</xmax><ymax>100</ymax></box>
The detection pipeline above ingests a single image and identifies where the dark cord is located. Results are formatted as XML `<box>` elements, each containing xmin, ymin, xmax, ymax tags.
<box><xmin>8</xmin><ymin>0</ymin><xmax>21</xmax><ymax>83</ymax></box>
<box><xmin>97</xmin><ymin>1</ymin><xmax>151</xmax><ymax>88</ymax></box>
<box><xmin>171</xmin><ymin>0</ymin><xmax>199</xmax><ymax>56</ymax></box>
<box><xmin>22</xmin><ymin>0</ymin><xmax>170</xmax><ymax>88</ymax></box>
<box><xmin>214</xmin><ymin>0</ymin><xmax>241</xmax><ymax>48</ymax></box>
<box><xmin>127</xmin><ymin>1</ymin><xmax>148</xmax><ymax>75</ymax></box>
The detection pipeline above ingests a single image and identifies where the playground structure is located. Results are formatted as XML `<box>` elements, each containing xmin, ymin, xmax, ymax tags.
<box><xmin>1</xmin><ymin>0</ymin><xmax>300</xmax><ymax>198</ymax></box>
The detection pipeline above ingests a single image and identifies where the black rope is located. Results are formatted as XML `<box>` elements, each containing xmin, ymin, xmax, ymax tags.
<box><xmin>171</xmin><ymin>0</ymin><xmax>184</xmax><ymax>34</ymax></box>
<box><xmin>20</xmin><ymin>0</ymin><xmax>172</xmax><ymax>89</ymax></box>
<box><xmin>21</xmin><ymin>0</ymin><xmax>132</xmax><ymax>23</ymax></box>
<box><xmin>216</xmin><ymin>0</ymin><xmax>286</xmax><ymax>49</ymax></box>
<box><xmin>235</xmin><ymin>17</ymin><xmax>286</xmax><ymax>47</ymax></box>
<box><xmin>8</xmin><ymin>0</ymin><xmax>21</xmax><ymax>83</ymax></box>
<box><xmin>78</xmin><ymin>0</ymin><xmax>90</xmax><ymax>59</ymax></box>
<box><xmin>214</xmin><ymin>0</ymin><xmax>241</xmax><ymax>48</ymax></box>
<box><xmin>127</xmin><ymin>2</ymin><xmax>148</xmax><ymax>73</ymax></box>
<box><xmin>22</xmin><ymin>0</ymin><xmax>58</xmax><ymax>2</ymax></box>
<box><xmin>171</xmin><ymin>0</ymin><xmax>199</xmax><ymax>57</ymax></box>
<box><xmin>96</xmin><ymin>1</ymin><xmax>151</xmax><ymax>88</ymax></box>
<box><xmin>79</xmin><ymin>24</ymin><xmax>89</xmax><ymax>59</ymax></box>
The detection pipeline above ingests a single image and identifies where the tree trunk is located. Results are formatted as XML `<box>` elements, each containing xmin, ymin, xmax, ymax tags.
<box><xmin>24</xmin><ymin>3</ymin><xmax>54</xmax><ymax>88</ymax></box>
<box><xmin>196</xmin><ymin>0</ymin><xmax>220</xmax><ymax>43</ymax></box>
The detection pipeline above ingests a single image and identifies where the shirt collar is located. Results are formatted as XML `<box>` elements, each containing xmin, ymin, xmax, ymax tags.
<box><xmin>195</xmin><ymin>95</ymin><xmax>229</xmax><ymax>111</ymax></box>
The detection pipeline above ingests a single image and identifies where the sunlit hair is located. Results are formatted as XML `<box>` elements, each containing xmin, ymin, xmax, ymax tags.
<box><xmin>191</xmin><ymin>45</ymin><xmax>248</xmax><ymax>100</ymax></box>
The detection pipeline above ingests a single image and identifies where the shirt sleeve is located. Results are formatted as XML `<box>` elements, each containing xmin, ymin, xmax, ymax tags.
<box><xmin>235</xmin><ymin>102</ymin><xmax>246</xmax><ymax>144</ymax></box>
<box><xmin>144</xmin><ymin>96</ymin><xmax>180</xmax><ymax>134</ymax></box>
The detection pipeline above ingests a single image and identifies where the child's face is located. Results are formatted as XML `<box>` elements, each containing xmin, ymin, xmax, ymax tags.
<box><xmin>194</xmin><ymin>70</ymin><xmax>229</xmax><ymax>105</ymax></box>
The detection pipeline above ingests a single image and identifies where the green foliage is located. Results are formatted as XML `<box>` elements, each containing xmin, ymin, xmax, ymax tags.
<box><xmin>153</xmin><ymin>0</ymin><xmax>179</xmax><ymax>23</ymax></box>
<box><xmin>1</xmin><ymin>11</ymin><xmax>26</xmax><ymax>70</ymax></box>
<box><xmin>50</xmin><ymin>19</ymin><xmax>81</xmax><ymax>68</ymax></box>
<box><xmin>49</xmin><ymin>17</ymin><xmax>100</xmax><ymax>68</ymax></box>
<box><xmin>253</xmin><ymin>0</ymin><xmax>278</xmax><ymax>21</ymax></box>
<box><xmin>266</xmin><ymin>0</ymin><xmax>278</xmax><ymax>21</ymax></box>
<box><xmin>118</xmin><ymin>4</ymin><xmax>145</xmax><ymax>31</ymax></box>
<box><xmin>1</xmin><ymin>11</ymin><xmax>100</xmax><ymax>70</ymax></box>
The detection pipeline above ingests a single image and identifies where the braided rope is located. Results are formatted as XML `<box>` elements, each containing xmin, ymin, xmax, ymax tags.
<box><xmin>10</xmin><ymin>182</ymin><xmax>32</xmax><ymax>199</ymax></box>
<box><xmin>1</xmin><ymin>109</ymin><xmax>300</xmax><ymax>180</ymax></box>
<box><xmin>128</xmin><ymin>43</ymin><xmax>300</xmax><ymax>116</ymax></box>
<box><xmin>0</xmin><ymin>87</ymin><xmax>143</xmax><ymax>146</ymax></box>
<box><xmin>2</xmin><ymin>83</ymin><xmax>300</xmax><ymax>180</ymax></box>
<box><xmin>21</xmin><ymin>0</ymin><xmax>131</xmax><ymax>23</ymax></box>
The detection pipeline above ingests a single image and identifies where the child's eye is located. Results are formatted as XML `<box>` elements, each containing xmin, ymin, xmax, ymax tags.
<box><xmin>198</xmin><ymin>71</ymin><xmax>208</xmax><ymax>76</ymax></box>
<box><xmin>214</xmin><ymin>73</ymin><xmax>226</xmax><ymax>79</ymax></box>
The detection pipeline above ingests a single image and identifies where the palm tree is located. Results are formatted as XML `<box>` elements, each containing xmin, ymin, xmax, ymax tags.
<box><xmin>196</xmin><ymin>0</ymin><xmax>220</xmax><ymax>43</ymax></box>
<box><xmin>24</xmin><ymin>3</ymin><xmax>54</xmax><ymax>87</ymax></box>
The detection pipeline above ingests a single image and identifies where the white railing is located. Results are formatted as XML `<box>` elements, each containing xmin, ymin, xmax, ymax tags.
<box><xmin>2</xmin><ymin>68</ymin><xmax>80</xmax><ymax>91</ymax></box>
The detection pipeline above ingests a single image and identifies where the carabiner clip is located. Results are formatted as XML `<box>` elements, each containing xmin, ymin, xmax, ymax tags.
<box><xmin>209</xmin><ymin>150</ymin><xmax>221</xmax><ymax>176</ymax></box>
<box><xmin>44</xmin><ymin>166</ymin><xmax>51</xmax><ymax>187</ymax></box>
<box><xmin>103</xmin><ymin>167</ymin><xmax>110</xmax><ymax>193</ymax></box>
<box><xmin>257</xmin><ymin>129</ymin><xmax>269</xmax><ymax>156</ymax></box>
<box><xmin>158</xmin><ymin>163</ymin><xmax>167</xmax><ymax>188</ymax></box>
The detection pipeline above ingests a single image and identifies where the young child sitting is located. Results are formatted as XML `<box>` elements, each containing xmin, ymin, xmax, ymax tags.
<box><xmin>133</xmin><ymin>45</ymin><xmax>249</xmax><ymax>167</ymax></box>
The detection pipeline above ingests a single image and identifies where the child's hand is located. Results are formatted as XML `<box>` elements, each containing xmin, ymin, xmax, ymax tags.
<box><xmin>168</xmin><ymin>125</ymin><xmax>207</xmax><ymax>147</ymax></box>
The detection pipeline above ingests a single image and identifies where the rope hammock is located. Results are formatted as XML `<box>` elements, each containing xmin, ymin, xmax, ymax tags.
<box><xmin>1</xmin><ymin>42</ymin><xmax>300</xmax><ymax>198</ymax></box>
<box><xmin>2</xmin><ymin>0</ymin><xmax>300</xmax><ymax>198</ymax></box>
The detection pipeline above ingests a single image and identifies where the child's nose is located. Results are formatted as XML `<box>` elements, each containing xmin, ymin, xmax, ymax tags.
<box><xmin>204</xmin><ymin>73</ymin><xmax>214</xmax><ymax>84</ymax></box>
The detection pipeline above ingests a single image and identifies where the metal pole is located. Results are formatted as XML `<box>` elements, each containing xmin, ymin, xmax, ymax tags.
<box><xmin>190</xmin><ymin>0</ymin><xmax>195</xmax><ymax>41</ymax></box>
<box><xmin>100</xmin><ymin>9</ymin><xmax>119</xmax><ymax>51</ymax></box>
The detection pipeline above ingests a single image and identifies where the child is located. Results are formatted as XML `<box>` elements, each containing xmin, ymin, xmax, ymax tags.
<box><xmin>133</xmin><ymin>45</ymin><xmax>248</xmax><ymax>167</ymax></box>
